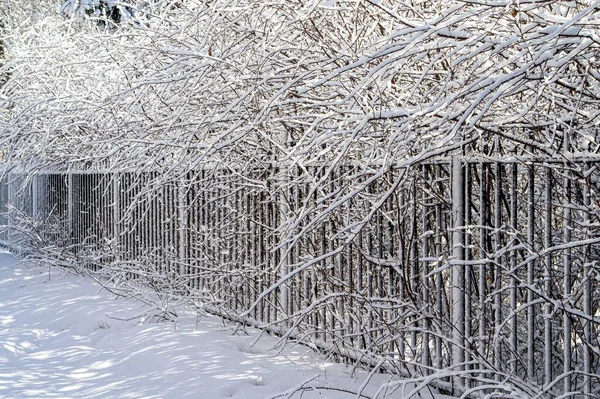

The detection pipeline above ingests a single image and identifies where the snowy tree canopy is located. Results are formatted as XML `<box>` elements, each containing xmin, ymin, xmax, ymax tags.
<box><xmin>0</xmin><ymin>0</ymin><xmax>598</xmax><ymax>171</ymax></box>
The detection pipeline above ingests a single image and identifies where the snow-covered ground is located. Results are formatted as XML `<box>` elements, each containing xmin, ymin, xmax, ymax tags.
<box><xmin>0</xmin><ymin>252</ymin><xmax>452</xmax><ymax>398</ymax></box>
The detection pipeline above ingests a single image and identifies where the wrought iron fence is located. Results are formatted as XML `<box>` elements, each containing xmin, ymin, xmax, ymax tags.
<box><xmin>1</xmin><ymin>157</ymin><xmax>599</xmax><ymax>397</ymax></box>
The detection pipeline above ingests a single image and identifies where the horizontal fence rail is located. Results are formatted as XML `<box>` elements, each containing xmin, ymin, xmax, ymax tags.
<box><xmin>1</xmin><ymin>157</ymin><xmax>599</xmax><ymax>397</ymax></box>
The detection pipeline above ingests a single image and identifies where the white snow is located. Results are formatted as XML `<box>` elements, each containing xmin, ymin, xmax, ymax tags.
<box><xmin>0</xmin><ymin>252</ymin><xmax>452</xmax><ymax>399</ymax></box>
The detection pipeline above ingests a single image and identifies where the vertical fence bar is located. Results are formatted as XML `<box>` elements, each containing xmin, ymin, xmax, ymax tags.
<box><xmin>396</xmin><ymin>187</ymin><xmax>405</xmax><ymax>361</ymax></box>
<box><xmin>166</xmin><ymin>178</ymin><xmax>173</xmax><ymax>274</ymax></box>
<box><xmin>410</xmin><ymin>178</ymin><xmax>418</xmax><ymax>363</ymax></box>
<box><xmin>129</xmin><ymin>173</ymin><xmax>135</xmax><ymax>265</ymax></box>
<box><xmin>113</xmin><ymin>172</ymin><xmax>120</xmax><ymax>262</ymax></box>
<box><xmin>421</xmin><ymin>164</ymin><xmax>431</xmax><ymax>375</ymax></box>
<box><xmin>510</xmin><ymin>163</ymin><xmax>518</xmax><ymax>375</ymax></box>
<box><xmin>347</xmin><ymin>201</ymin><xmax>355</xmax><ymax>349</ymax></box>
<box><xmin>376</xmin><ymin>179</ymin><xmax>384</xmax><ymax>351</ymax></box>
<box><xmin>7</xmin><ymin>172</ymin><xmax>14</xmax><ymax>244</ymax></box>
<box><xmin>120</xmin><ymin>174</ymin><xmax>126</xmax><ymax>261</ymax></box>
<box><xmin>1</xmin><ymin>175</ymin><xmax>7</xmax><ymax>242</ymax></box>
<box><xmin>388</xmin><ymin>189</ymin><xmax>397</xmax><ymax>359</ymax></box>
<box><xmin>85</xmin><ymin>174</ymin><xmax>90</xmax><ymax>262</ymax></box>
<box><xmin>189</xmin><ymin>174</ymin><xmax>196</xmax><ymax>290</ymax></box>
<box><xmin>77</xmin><ymin>174</ymin><xmax>82</xmax><ymax>251</ymax></box>
<box><xmin>295</xmin><ymin>168</ymin><xmax>305</xmax><ymax>334</ymax></box>
<box><xmin>72</xmin><ymin>174</ymin><xmax>77</xmax><ymax>250</ymax></box>
<box><xmin>563</xmin><ymin>170</ymin><xmax>572</xmax><ymax>396</ymax></box>
<box><xmin>145</xmin><ymin>175</ymin><xmax>151</xmax><ymax>270</ymax></box>
<box><xmin>271</xmin><ymin>180</ymin><xmax>278</xmax><ymax>323</ymax></box>
<box><xmin>357</xmin><ymin>227</ymin><xmax>364</xmax><ymax>349</ymax></box>
<box><xmin>158</xmin><ymin>175</ymin><xmax>165</xmax><ymax>274</ymax></box>
<box><xmin>90</xmin><ymin>174</ymin><xmax>94</xmax><ymax>263</ymax></box>
<box><xmin>249</xmin><ymin>185</ymin><xmax>257</xmax><ymax>318</ymax></box>
<box><xmin>366</xmin><ymin>185</ymin><xmax>373</xmax><ymax>348</ymax></box>
<box><xmin>257</xmin><ymin>188</ymin><xmax>265</xmax><ymax>322</ymax></box>
<box><xmin>527</xmin><ymin>165</ymin><xmax>535</xmax><ymax>382</ymax></box>
<box><xmin>128</xmin><ymin>173</ymin><xmax>133</xmax><ymax>264</ymax></box>
<box><xmin>583</xmin><ymin>164</ymin><xmax>593</xmax><ymax>398</ymax></box>
<box><xmin>82</xmin><ymin>173</ymin><xmax>87</xmax><ymax>251</ymax></box>
<box><xmin>93</xmin><ymin>174</ymin><xmax>98</xmax><ymax>261</ymax></box>
<box><xmin>143</xmin><ymin>174</ymin><xmax>149</xmax><ymax>273</ymax></box>
<box><xmin>196</xmin><ymin>173</ymin><xmax>203</xmax><ymax>290</ymax></box>
<box><xmin>339</xmin><ymin>173</ymin><xmax>348</xmax><ymax>349</ymax></box>
<box><xmin>68</xmin><ymin>172</ymin><xmax>73</xmax><ymax>247</ymax></box>
<box><xmin>452</xmin><ymin>157</ymin><xmax>465</xmax><ymax>387</ymax></box>
<box><xmin>157</xmin><ymin>174</ymin><xmax>163</xmax><ymax>274</ymax></box>
<box><xmin>32</xmin><ymin>174</ymin><xmax>38</xmax><ymax>222</ymax></box>
<box><xmin>374</xmin><ymin>183</ymin><xmax>384</xmax><ymax>352</ymax></box>
<box><xmin>583</xmin><ymin>165</ymin><xmax>592</xmax><ymax>397</ymax></box>
<box><xmin>159</xmin><ymin>176</ymin><xmax>165</xmax><ymax>273</ymax></box>
<box><xmin>82</xmin><ymin>173</ymin><xmax>87</xmax><ymax>255</ymax></box>
<box><xmin>133</xmin><ymin>174</ymin><xmax>140</xmax><ymax>270</ymax></box>
<box><xmin>201</xmin><ymin>173</ymin><xmax>206</xmax><ymax>291</ymax></box>
<box><xmin>126</xmin><ymin>174</ymin><xmax>132</xmax><ymax>266</ymax></box>
<box><xmin>463</xmin><ymin>162</ymin><xmax>472</xmax><ymax>388</ymax></box>
<box><xmin>280</xmin><ymin>166</ymin><xmax>290</xmax><ymax>328</ymax></box>
<box><xmin>178</xmin><ymin>178</ymin><xmax>187</xmax><ymax>277</ymax></box>
<box><xmin>434</xmin><ymin>164</ymin><xmax>443</xmax><ymax>372</ymax></box>
<box><xmin>90</xmin><ymin>174</ymin><xmax>95</xmax><ymax>268</ymax></box>
<box><xmin>493</xmin><ymin>162</ymin><xmax>503</xmax><ymax>379</ymax></box>
<box><xmin>98</xmin><ymin>173</ymin><xmax>104</xmax><ymax>264</ymax></box>
<box><xmin>479</xmin><ymin>162</ymin><xmax>488</xmax><ymax>380</ymax></box>
<box><xmin>172</xmin><ymin>179</ymin><xmax>179</xmax><ymax>277</ymax></box>
<box><xmin>102</xmin><ymin>173</ymin><xmax>107</xmax><ymax>262</ymax></box>
<box><xmin>233</xmin><ymin>181</ymin><xmax>241</xmax><ymax>311</ymax></box>
<box><xmin>544</xmin><ymin>167</ymin><xmax>553</xmax><ymax>389</ymax></box>
<box><xmin>263</xmin><ymin>177</ymin><xmax>271</xmax><ymax>322</ymax></box>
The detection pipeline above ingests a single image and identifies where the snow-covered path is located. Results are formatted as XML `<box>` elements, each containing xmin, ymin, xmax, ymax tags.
<box><xmin>0</xmin><ymin>252</ymin><xmax>450</xmax><ymax>399</ymax></box>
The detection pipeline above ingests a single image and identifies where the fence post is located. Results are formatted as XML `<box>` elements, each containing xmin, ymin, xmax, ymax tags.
<box><xmin>452</xmin><ymin>156</ymin><xmax>465</xmax><ymax>388</ymax></box>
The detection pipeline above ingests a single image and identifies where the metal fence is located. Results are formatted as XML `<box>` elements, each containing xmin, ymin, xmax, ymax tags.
<box><xmin>1</xmin><ymin>157</ymin><xmax>599</xmax><ymax>397</ymax></box>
